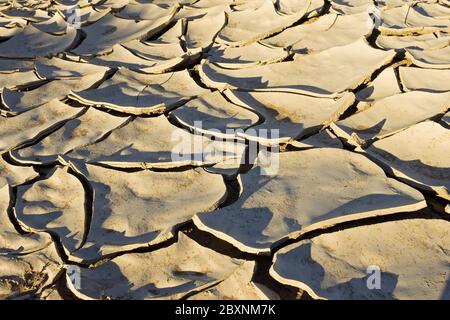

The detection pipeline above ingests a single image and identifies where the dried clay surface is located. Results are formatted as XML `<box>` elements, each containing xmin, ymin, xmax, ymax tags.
<box><xmin>0</xmin><ymin>0</ymin><xmax>448</xmax><ymax>300</ymax></box>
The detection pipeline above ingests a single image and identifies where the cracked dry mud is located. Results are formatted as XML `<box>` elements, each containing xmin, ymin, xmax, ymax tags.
<box><xmin>0</xmin><ymin>0</ymin><xmax>449</xmax><ymax>300</ymax></box>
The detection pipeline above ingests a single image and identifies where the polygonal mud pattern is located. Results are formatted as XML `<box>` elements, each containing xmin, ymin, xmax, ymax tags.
<box><xmin>0</xmin><ymin>0</ymin><xmax>449</xmax><ymax>300</ymax></box>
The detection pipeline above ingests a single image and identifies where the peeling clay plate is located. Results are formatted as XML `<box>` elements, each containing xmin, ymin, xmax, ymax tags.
<box><xmin>0</xmin><ymin>0</ymin><xmax>449</xmax><ymax>300</ymax></box>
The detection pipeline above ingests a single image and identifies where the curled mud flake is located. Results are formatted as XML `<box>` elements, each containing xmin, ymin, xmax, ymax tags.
<box><xmin>0</xmin><ymin>185</ymin><xmax>54</xmax><ymax>255</ymax></box>
<box><xmin>200</xmin><ymin>39</ymin><xmax>395</xmax><ymax>97</ymax></box>
<box><xmin>54</xmin><ymin>159</ymin><xmax>227</xmax><ymax>263</ymax></box>
<box><xmin>0</xmin><ymin>99</ymin><xmax>84</xmax><ymax>153</ymax></box>
<box><xmin>194</xmin><ymin>148</ymin><xmax>426</xmax><ymax>255</ymax></box>
<box><xmin>0</xmin><ymin>0</ymin><xmax>449</xmax><ymax>301</ymax></box>
<box><xmin>331</xmin><ymin>91</ymin><xmax>450</xmax><ymax>146</ymax></box>
<box><xmin>364</xmin><ymin>121</ymin><xmax>450</xmax><ymax>200</ymax></box>
<box><xmin>69</xmin><ymin>69</ymin><xmax>208</xmax><ymax>115</ymax></box>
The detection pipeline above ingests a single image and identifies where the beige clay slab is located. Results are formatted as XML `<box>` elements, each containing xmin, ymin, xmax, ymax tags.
<box><xmin>67</xmin><ymin>115</ymin><xmax>244</xmax><ymax>169</ymax></box>
<box><xmin>72</xmin><ymin>8</ymin><xmax>177</xmax><ymax>56</ymax></box>
<box><xmin>0</xmin><ymin>24</ymin><xmax>77</xmax><ymax>58</ymax></box>
<box><xmin>69</xmin><ymin>68</ymin><xmax>208</xmax><ymax>115</ymax></box>
<box><xmin>188</xmin><ymin>261</ymin><xmax>280</xmax><ymax>300</ymax></box>
<box><xmin>331</xmin><ymin>91</ymin><xmax>450</xmax><ymax>146</ymax></box>
<box><xmin>0</xmin><ymin>185</ymin><xmax>54</xmax><ymax>256</ymax></box>
<box><xmin>406</xmin><ymin>45</ymin><xmax>450</xmax><ymax>69</ymax></box>
<box><xmin>271</xmin><ymin>218</ymin><xmax>450</xmax><ymax>299</ymax></box>
<box><xmin>364</xmin><ymin>121</ymin><xmax>450</xmax><ymax>200</ymax></box>
<box><xmin>380</xmin><ymin>5</ymin><xmax>450</xmax><ymax>35</ymax></box>
<box><xmin>0</xmin><ymin>157</ymin><xmax>37</xmax><ymax>189</ymax></box>
<box><xmin>355</xmin><ymin>68</ymin><xmax>402</xmax><ymax>102</ymax></box>
<box><xmin>183</xmin><ymin>10</ymin><xmax>226</xmax><ymax>51</ymax></box>
<box><xmin>0</xmin><ymin>242</ymin><xmax>63</xmax><ymax>299</ymax></box>
<box><xmin>10</xmin><ymin>107</ymin><xmax>129</xmax><ymax>165</ymax></box>
<box><xmin>193</xmin><ymin>148</ymin><xmax>426</xmax><ymax>254</ymax></box>
<box><xmin>35</xmin><ymin>57</ymin><xmax>110</xmax><ymax>79</ymax></box>
<box><xmin>66</xmin><ymin>233</ymin><xmax>248</xmax><ymax>299</ymax></box>
<box><xmin>375</xmin><ymin>33</ymin><xmax>450</xmax><ymax>51</ymax></box>
<box><xmin>262</xmin><ymin>12</ymin><xmax>373</xmax><ymax>54</ymax></box>
<box><xmin>0</xmin><ymin>100</ymin><xmax>84</xmax><ymax>153</ymax></box>
<box><xmin>199</xmin><ymin>39</ymin><xmax>395</xmax><ymax>97</ymax></box>
<box><xmin>224</xmin><ymin>89</ymin><xmax>355</xmax><ymax>145</ymax></box>
<box><xmin>2</xmin><ymin>72</ymin><xmax>106</xmax><ymax>113</ymax></box>
<box><xmin>399</xmin><ymin>67</ymin><xmax>450</xmax><ymax>92</ymax></box>
<box><xmin>55</xmin><ymin>159</ymin><xmax>227</xmax><ymax>262</ymax></box>
<box><xmin>216</xmin><ymin>1</ymin><xmax>311</xmax><ymax>47</ymax></box>
<box><xmin>15</xmin><ymin>166</ymin><xmax>86</xmax><ymax>256</ymax></box>
<box><xmin>207</xmin><ymin>42</ymin><xmax>289</xmax><ymax>69</ymax></box>
<box><xmin>169</xmin><ymin>91</ymin><xmax>260</xmax><ymax>139</ymax></box>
